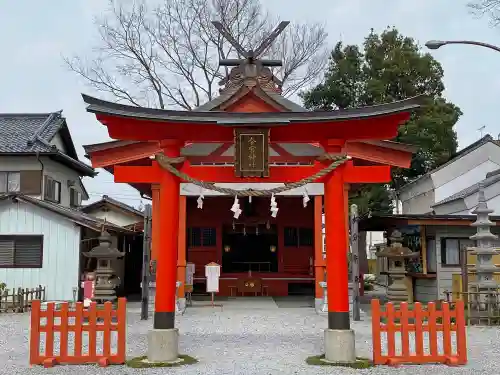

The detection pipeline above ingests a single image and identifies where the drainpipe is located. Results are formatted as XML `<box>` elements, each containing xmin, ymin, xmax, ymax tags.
<box><xmin>36</xmin><ymin>152</ymin><xmax>45</xmax><ymax>198</ymax></box>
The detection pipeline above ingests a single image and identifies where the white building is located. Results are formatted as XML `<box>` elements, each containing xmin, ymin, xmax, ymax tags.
<box><xmin>366</xmin><ymin>135</ymin><xmax>500</xmax><ymax>303</ymax></box>
<box><xmin>0</xmin><ymin>112</ymin><xmax>136</xmax><ymax>300</ymax></box>
<box><xmin>398</xmin><ymin>135</ymin><xmax>500</xmax><ymax>214</ymax></box>
<box><xmin>81</xmin><ymin>195</ymin><xmax>144</xmax><ymax>228</ymax></box>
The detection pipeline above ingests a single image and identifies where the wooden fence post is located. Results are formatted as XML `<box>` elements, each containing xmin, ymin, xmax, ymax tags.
<box><xmin>371</xmin><ymin>299</ymin><xmax>382</xmax><ymax>365</ymax></box>
<box><xmin>29</xmin><ymin>300</ymin><xmax>41</xmax><ymax>365</ymax></box>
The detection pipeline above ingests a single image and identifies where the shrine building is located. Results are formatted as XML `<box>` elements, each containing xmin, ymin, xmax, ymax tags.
<box><xmin>82</xmin><ymin>22</ymin><xmax>422</xmax><ymax>358</ymax></box>
<box><xmin>83</xmin><ymin>85</ymin><xmax>419</xmax><ymax>300</ymax></box>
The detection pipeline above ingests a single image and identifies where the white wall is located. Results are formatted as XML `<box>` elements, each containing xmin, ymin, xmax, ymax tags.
<box><xmin>399</xmin><ymin>141</ymin><xmax>500</xmax><ymax>215</ymax></box>
<box><xmin>0</xmin><ymin>155</ymin><xmax>87</xmax><ymax>208</ymax></box>
<box><xmin>0</xmin><ymin>199</ymin><xmax>81</xmax><ymax>301</ymax></box>
<box><xmin>399</xmin><ymin>175</ymin><xmax>435</xmax><ymax>214</ymax></box>
<box><xmin>86</xmin><ymin>207</ymin><xmax>141</xmax><ymax>227</ymax></box>
<box><xmin>41</xmin><ymin>157</ymin><xmax>86</xmax><ymax>208</ymax></box>
<box><xmin>434</xmin><ymin>179</ymin><xmax>500</xmax><ymax>215</ymax></box>
<box><xmin>432</xmin><ymin>142</ymin><xmax>500</xmax><ymax>202</ymax></box>
<box><xmin>434</xmin><ymin>159</ymin><xmax>500</xmax><ymax>203</ymax></box>
<box><xmin>49</xmin><ymin>133</ymin><xmax>68</xmax><ymax>154</ymax></box>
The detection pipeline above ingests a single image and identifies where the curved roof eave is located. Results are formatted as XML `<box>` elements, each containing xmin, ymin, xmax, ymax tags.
<box><xmin>82</xmin><ymin>94</ymin><xmax>426</xmax><ymax>124</ymax></box>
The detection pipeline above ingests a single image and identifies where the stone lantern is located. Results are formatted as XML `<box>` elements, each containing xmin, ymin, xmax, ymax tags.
<box><xmin>377</xmin><ymin>229</ymin><xmax>419</xmax><ymax>305</ymax></box>
<box><xmin>82</xmin><ymin>230</ymin><xmax>124</xmax><ymax>303</ymax></box>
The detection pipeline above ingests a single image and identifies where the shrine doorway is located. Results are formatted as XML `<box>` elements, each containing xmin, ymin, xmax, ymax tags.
<box><xmin>221</xmin><ymin>224</ymin><xmax>278</xmax><ymax>274</ymax></box>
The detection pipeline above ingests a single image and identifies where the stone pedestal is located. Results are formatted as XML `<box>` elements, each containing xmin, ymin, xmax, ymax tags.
<box><xmin>148</xmin><ymin>281</ymin><xmax>156</xmax><ymax>313</ymax></box>
<box><xmin>147</xmin><ymin>328</ymin><xmax>179</xmax><ymax>362</ymax></box>
<box><xmin>324</xmin><ymin>329</ymin><xmax>356</xmax><ymax>363</ymax></box>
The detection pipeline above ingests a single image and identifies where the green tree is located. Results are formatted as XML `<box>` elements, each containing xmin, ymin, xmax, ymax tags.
<box><xmin>301</xmin><ymin>28</ymin><xmax>462</xmax><ymax>215</ymax></box>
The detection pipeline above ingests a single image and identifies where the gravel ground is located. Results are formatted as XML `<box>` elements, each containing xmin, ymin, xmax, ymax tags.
<box><xmin>1</xmin><ymin>300</ymin><xmax>500</xmax><ymax>375</ymax></box>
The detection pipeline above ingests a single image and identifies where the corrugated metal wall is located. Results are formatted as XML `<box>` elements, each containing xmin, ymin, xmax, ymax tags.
<box><xmin>0</xmin><ymin>200</ymin><xmax>80</xmax><ymax>300</ymax></box>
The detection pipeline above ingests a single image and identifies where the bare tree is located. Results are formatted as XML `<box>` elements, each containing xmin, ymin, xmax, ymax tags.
<box><xmin>66</xmin><ymin>0</ymin><xmax>328</xmax><ymax>110</ymax></box>
<box><xmin>468</xmin><ymin>0</ymin><xmax>500</xmax><ymax>25</ymax></box>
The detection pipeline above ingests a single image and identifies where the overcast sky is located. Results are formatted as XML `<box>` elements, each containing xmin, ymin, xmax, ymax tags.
<box><xmin>1</xmin><ymin>0</ymin><xmax>499</xmax><ymax>208</ymax></box>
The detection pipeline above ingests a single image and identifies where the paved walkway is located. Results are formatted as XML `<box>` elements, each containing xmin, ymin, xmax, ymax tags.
<box><xmin>1</xmin><ymin>297</ymin><xmax>499</xmax><ymax>374</ymax></box>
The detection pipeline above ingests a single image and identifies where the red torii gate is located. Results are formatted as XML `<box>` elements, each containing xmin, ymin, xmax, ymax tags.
<box><xmin>81</xmin><ymin>16</ymin><xmax>422</xmax><ymax>366</ymax></box>
<box><xmin>82</xmin><ymin>92</ymin><xmax>422</xmax><ymax>363</ymax></box>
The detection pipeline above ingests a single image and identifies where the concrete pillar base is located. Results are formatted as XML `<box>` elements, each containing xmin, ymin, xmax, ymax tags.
<box><xmin>147</xmin><ymin>328</ymin><xmax>179</xmax><ymax>363</ymax></box>
<box><xmin>324</xmin><ymin>329</ymin><xmax>356</xmax><ymax>363</ymax></box>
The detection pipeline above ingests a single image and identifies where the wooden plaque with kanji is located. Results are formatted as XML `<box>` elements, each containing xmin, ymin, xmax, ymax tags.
<box><xmin>234</xmin><ymin>128</ymin><xmax>270</xmax><ymax>177</ymax></box>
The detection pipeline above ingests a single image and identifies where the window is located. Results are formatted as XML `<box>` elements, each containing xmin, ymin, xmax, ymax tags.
<box><xmin>440</xmin><ymin>238</ymin><xmax>474</xmax><ymax>267</ymax></box>
<box><xmin>0</xmin><ymin>172</ymin><xmax>20</xmax><ymax>193</ymax></box>
<box><xmin>69</xmin><ymin>188</ymin><xmax>82</xmax><ymax>208</ymax></box>
<box><xmin>187</xmin><ymin>227</ymin><xmax>216</xmax><ymax>247</ymax></box>
<box><xmin>44</xmin><ymin>176</ymin><xmax>61</xmax><ymax>203</ymax></box>
<box><xmin>0</xmin><ymin>235</ymin><xmax>43</xmax><ymax>268</ymax></box>
<box><xmin>284</xmin><ymin>227</ymin><xmax>314</xmax><ymax>247</ymax></box>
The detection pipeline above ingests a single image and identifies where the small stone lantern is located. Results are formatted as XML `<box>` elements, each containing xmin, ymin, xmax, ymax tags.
<box><xmin>377</xmin><ymin>229</ymin><xmax>419</xmax><ymax>305</ymax></box>
<box><xmin>82</xmin><ymin>230</ymin><xmax>124</xmax><ymax>303</ymax></box>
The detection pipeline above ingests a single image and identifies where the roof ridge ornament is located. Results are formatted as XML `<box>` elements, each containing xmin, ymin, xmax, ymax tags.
<box><xmin>211</xmin><ymin>20</ymin><xmax>289</xmax><ymax>94</ymax></box>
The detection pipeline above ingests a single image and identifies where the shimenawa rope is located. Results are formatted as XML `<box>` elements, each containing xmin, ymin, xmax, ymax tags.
<box><xmin>154</xmin><ymin>153</ymin><xmax>349</xmax><ymax>196</ymax></box>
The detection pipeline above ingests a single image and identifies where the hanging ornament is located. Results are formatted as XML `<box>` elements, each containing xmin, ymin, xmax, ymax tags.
<box><xmin>266</xmin><ymin>220</ymin><xmax>270</xmax><ymax>230</ymax></box>
<box><xmin>231</xmin><ymin>195</ymin><xmax>242</xmax><ymax>219</ymax></box>
<box><xmin>302</xmin><ymin>189</ymin><xmax>310</xmax><ymax>208</ymax></box>
<box><xmin>232</xmin><ymin>220</ymin><xmax>236</xmax><ymax>231</ymax></box>
<box><xmin>249</xmin><ymin>196</ymin><xmax>252</xmax><ymax>203</ymax></box>
<box><xmin>243</xmin><ymin>226</ymin><xmax>247</xmax><ymax>236</ymax></box>
<box><xmin>270</xmin><ymin>193</ymin><xmax>279</xmax><ymax>218</ymax></box>
<box><xmin>197</xmin><ymin>189</ymin><xmax>204</xmax><ymax>209</ymax></box>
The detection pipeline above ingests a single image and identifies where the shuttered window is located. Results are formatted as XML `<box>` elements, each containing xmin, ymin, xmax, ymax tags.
<box><xmin>44</xmin><ymin>176</ymin><xmax>61</xmax><ymax>203</ymax></box>
<box><xmin>69</xmin><ymin>188</ymin><xmax>82</xmax><ymax>208</ymax></box>
<box><xmin>0</xmin><ymin>235</ymin><xmax>43</xmax><ymax>268</ymax></box>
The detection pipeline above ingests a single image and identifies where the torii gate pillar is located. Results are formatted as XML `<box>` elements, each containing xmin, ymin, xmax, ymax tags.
<box><xmin>323</xmin><ymin>166</ymin><xmax>356</xmax><ymax>363</ymax></box>
<box><xmin>148</xmin><ymin>145</ymin><xmax>181</xmax><ymax>362</ymax></box>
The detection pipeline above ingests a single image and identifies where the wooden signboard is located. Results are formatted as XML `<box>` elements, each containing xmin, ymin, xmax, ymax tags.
<box><xmin>234</xmin><ymin>128</ymin><xmax>269</xmax><ymax>177</ymax></box>
<box><xmin>205</xmin><ymin>262</ymin><xmax>221</xmax><ymax>293</ymax></box>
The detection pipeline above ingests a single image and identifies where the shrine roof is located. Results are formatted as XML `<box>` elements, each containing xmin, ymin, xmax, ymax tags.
<box><xmin>82</xmin><ymin>94</ymin><xmax>425</xmax><ymax>126</ymax></box>
<box><xmin>194</xmin><ymin>85</ymin><xmax>305</xmax><ymax>112</ymax></box>
<box><xmin>83</xmin><ymin>139</ymin><xmax>416</xmax><ymax>157</ymax></box>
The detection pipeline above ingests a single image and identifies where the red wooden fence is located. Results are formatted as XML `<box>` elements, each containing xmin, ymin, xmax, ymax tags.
<box><xmin>371</xmin><ymin>299</ymin><xmax>467</xmax><ymax>366</ymax></box>
<box><xmin>30</xmin><ymin>298</ymin><xmax>126</xmax><ymax>368</ymax></box>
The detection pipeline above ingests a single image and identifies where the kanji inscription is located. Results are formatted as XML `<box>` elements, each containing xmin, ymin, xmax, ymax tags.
<box><xmin>234</xmin><ymin>128</ymin><xmax>269</xmax><ymax>177</ymax></box>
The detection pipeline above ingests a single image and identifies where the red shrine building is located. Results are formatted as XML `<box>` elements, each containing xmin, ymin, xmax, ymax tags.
<box><xmin>82</xmin><ymin>22</ymin><xmax>422</xmax><ymax>338</ymax></box>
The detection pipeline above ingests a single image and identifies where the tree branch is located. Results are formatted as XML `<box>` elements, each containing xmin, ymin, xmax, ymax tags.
<box><xmin>64</xmin><ymin>0</ymin><xmax>328</xmax><ymax>109</ymax></box>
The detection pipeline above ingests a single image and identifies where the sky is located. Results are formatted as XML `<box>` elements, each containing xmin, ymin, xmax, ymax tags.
<box><xmin>1</xmin><ymin>0</ymin><xmax>499</xmax><ymax>208</ymax></box>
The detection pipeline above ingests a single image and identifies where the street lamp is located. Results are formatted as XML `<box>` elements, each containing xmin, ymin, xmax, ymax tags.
<box><xmin>425</xmin><ymin>40</ymin><xmax>500</xmax><ymax>53</ymax></box>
